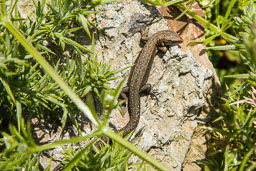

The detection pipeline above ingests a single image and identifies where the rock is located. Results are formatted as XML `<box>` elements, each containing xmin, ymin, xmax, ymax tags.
<box><xmin>95</xmin><ymin>0</ymin><xmax>219</xmax><ymax>170</ymax></box>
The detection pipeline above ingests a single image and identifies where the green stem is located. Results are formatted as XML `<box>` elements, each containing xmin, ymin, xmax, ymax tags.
<box><xmin>104</xmin><ymin>128</ymin><xmax>171</xmax><ymax>171</ymax></box>
<box><xmin>35</xmin><ymin>132</ymin><xmax>100</xmax><ymax>152</ymax></box>
<box><xmin>175</xmin><ymin>4</ymin><xmax>239</xmax><ymax>43</ymax></box>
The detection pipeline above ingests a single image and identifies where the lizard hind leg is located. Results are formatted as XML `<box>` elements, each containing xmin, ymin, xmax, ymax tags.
<box><xmin>120</xmin><ymin>86</ymin><xmax>129</xmax><ymax>101</ymax></box>
<box><xmin>119</xmin><ymin>86</ymin><xmax>129</xmax><ymax>111</ymax></box>
<box><xmin>140</xmin><ymin>83</ymin><xmax>160</xmax><ymax>102</ymax></box>
<box><xmin>139</xmin><ymin>83</ymin><xmax>152</xmax><ymax>94</ymax></box>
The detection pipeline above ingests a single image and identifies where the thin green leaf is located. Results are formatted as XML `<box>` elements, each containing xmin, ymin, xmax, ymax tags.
<box><xmin>63</xmin><ymin>37</ymin><xmax>93</xmax><ymax>53</ymax></box>
<box><xmin>0</xmin><ymin>77</ymin><xmax>16</xmax><ymax>103</ymax></box>
<box><xmin>165</xmin><ymin>0</ymin><xmax>186</xmax><ymax>6</ymax></box>
<box><xmin>204</xmin><ymin>34</ymin><xmax>220</xmax><ymax>46</ymax></box>
<box><xmin>61</xmin><ymin>108</ymin><xmax>68</xmax><ymax>133</ymax></box>
<box><xmin>16</xmin><ymin>101</ymin><xmax>22</xmax><ymax>133</ymax></box>
<box><xmin>221</xmin><ymin>0</ymin><xmax>237</xmax><ymax>31</ymax></box>
<box><xmin>215</xmin><ymin>0</ymin><xmax>220</xmax><ymax>28</ymax></box>
<box><xmin>224</xmin><ymin>74</ymin><xmax>249</xmax><ymax>79</ymax></box>
<box><xmin>206</xmin><ymin>45</ymin><xmax>241</xmax><ymax>51</ymax></box>
<box><xmin>142</xmin><ymin>0</ymin><xmax>164</xmax><ymax>6</ymax></box>
<box><xmin>79</xmin><ymin>14</ymin><xmax>91</xmax><ymax>38</ymax></box>
<box><xmin>174</xmin><ymin>0</ymin><xmax>194</xmax><ymax>21</ymax></box>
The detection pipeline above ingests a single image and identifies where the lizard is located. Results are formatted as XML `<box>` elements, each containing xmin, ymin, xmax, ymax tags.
<box><xmin>118</xmin><ymin>30</ymin><xmax>183</xmax><ymax>138</ymax></box>
<box><xmin>96</xmin><ymin>30</ymin><xmax>183</xmax><ymax>145</ymax></box>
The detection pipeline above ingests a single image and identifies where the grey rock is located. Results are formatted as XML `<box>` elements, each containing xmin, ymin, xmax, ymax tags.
<box><xmin>95</xmin><ymin>0</ymin><xmax>214</xmax><ymax>170</ymax></box>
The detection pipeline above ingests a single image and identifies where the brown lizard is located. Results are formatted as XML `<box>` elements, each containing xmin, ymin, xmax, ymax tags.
<box><xmin>119</xmin><ymin>30</ymin><xmax>183</xmax><ymax>138</ymax></box>
<box><xmin>96</xmin><ymin>30</ymin><xmax>182</xmax><ymax>145</ymax></box>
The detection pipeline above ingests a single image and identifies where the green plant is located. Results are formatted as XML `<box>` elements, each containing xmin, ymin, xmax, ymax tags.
<box><xmin>205</xmin><ymin>20</ymin><xmax>256</xmax><ymax>171</ymax></box>
<box><xmin>59</xmin><ymin>141</ymin><xmax>133</xmax><ymax>170</ymax></box>
<box><xmin>190</xmin><ymin>0</ymin><xmax>256</xmax><ymax>170</ymax></box>
<box><xmin>0</xmin><ymin>119</ymin><xmax>43</xmax><ymax>170</ymax></box>
<box><xmin>0</xmin><ymin>0</ymin><xmax>173</xmax><ymax>170</ymax></box>
<box><xmin>0</xmin><ymin>0</ymin><xmax>122</xmax><ymax>132</ymax></box>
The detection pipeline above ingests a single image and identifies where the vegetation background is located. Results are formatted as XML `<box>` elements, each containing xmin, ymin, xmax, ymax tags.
<box><xmin>0</xmin><ymin>0</ymin><xmax>256</xmax><ymax>170</ymax></box>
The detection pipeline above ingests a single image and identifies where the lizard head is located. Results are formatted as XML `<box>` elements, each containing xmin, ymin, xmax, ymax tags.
<box><xmin>161</xmin><ymin>31</ymin><xmax>183</xmax><ymax>45</ymax></box>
